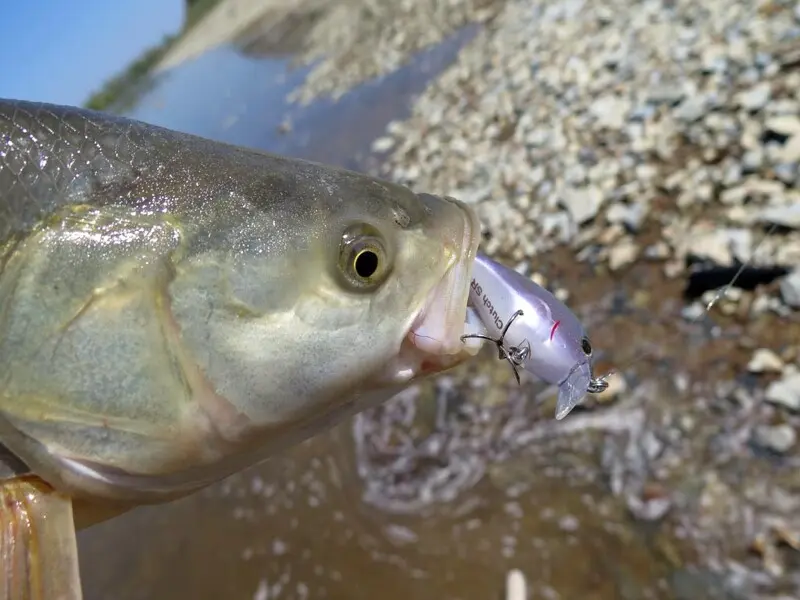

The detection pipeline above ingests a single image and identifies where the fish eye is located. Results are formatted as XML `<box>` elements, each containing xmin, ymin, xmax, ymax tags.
<box><xmin>338</xmin><ymin>224</ymin><xmax>392</xmax><ymax>291</ymax></box>
<box><xmin>580</xmin><ymin>337</ymin><xmax>593</xmax><ymax>356</ymax></box>
<box><xmin>354</xmin><ymin>249</ymin><xmax>379</xmax><ymax>278</ymax></box>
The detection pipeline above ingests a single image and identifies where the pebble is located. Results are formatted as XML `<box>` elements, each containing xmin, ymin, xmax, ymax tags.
<box><xmin>780</xmin><ymin>269</ymin><xmax>800</xmax><ymax>308</ymax></box>
<box><xmin>371</xmin><ymin>136</ymin><xmax>395</xmax><ymax>153</ymax></box>
<box><xmin>758</xmin><ymin>205</ymin><xmax>800</xmax><ymax>230</ymax></box>
<box><xmin>765</xmin><ymin>371</ymin><xmax>800</xmax><ymax>412</ymax></box>
<box><xmin>736</xmin><ymin>82</ymin><xmax>772</xmax><ymax>111</ymax></box>
<box><xmin>780</xmin><ymin>136</ymin><xmax>800</xmax><ymax>164</ymax></box>
<box><xmin>674</xmin><ymin>97</ymin><xmax>708</xmax><ymax>122</ymax></box>
<box><xmin>598</xmin><ymin>373</ymin><xmax>627</xmax><ymax>402</ymax></box>
<box><xmin>606</xmin><ymin>202</ymin><xmax>646</xmax><ymax>232</ymax></box>
<box><xmin>766</xmin><ymin>116</ymin><xmax>800</xmax><ymax>137</ymax></box>
<box><xmin>560</xmin><ymin>187</ymin><xmax>604</xmax><ymax>225</ymax></box>
<box><xmin>753</xmin><ymin>424</ymin><xmax>797</xmax><ymax>454</ymax></box>
<box><xmin>627</xmin><ymin>494</ymin><xmax>672</xmax><ymax>522</ymax></box>
<box><xmin>747</xmin><ymin>348</ymin><xmax>785</xmax><ymax>374</ymax></box>
<box><xmin>608</xmin><ymin>238</ymin><xmax>639</xmax><ymax>271</ymax></box>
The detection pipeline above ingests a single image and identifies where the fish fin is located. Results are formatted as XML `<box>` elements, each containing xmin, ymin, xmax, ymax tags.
<box><xmin>0</xmin><ymin>476</ymin><xmax>83</xmax><ymax>600</ymax></box>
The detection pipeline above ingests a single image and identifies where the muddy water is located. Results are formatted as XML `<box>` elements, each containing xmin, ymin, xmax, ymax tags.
<box><xmin>75</xmin><ymin>23</ymin><xmax>797</xmax><ymax>600</ymax></box>
<box><xmin>78</xmin><ymin>404</ymin><xmax>676</xmax><ymax>600</ymax></box>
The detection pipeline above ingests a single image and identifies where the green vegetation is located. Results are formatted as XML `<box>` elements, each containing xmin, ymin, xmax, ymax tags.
<box><xmin>84</xmin><ymin>34</ymin><xmax>176</xmax><ymax>113</ymax></box>
<box><xmin>185</xmin><ymin>0</ymin><xmax>225</xmax><ymax>29</ymax></box>
<box><xmin>83</xmin><ymin>0</ymin><xmax>224</xmax><ymax>113</ymax></box>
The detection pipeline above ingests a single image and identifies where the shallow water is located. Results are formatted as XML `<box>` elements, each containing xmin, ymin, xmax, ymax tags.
<box><xmin>122</xmin><ymin>25</ymin><xmax>478</xmax><ymax>170</ymax></box>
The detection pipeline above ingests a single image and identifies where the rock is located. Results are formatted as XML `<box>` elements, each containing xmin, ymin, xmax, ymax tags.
<box><xmin>644</xmin><ymin>241</ymin><xmax>670</xmax><ymax>260</ymax></box>
<box><xmin>766</xmin><ymin>116</ymin><xmax>800</xmax><ymax>137</ymax></box>
<box><xmin>765</xmin><ymin>371</ymin><xmax>800</xmax><ymax>411</ymax></box>
<box><xmin>560</xmin><ymin>187</ymin><xmax>604</xmax><ymax>225</ymax></box>
<box><xmin>747</xmin><ymin>348</ymin><xmax>784</xmax><ymax>373</ymax></box>
<box><xmin>753</xmin><ymin>424</ymin><xmax>797</xmax><ymax>454</ymax></box>
<box><xmin>736</xmin><ymin>82</ymin><xmax>772</xmax><ymax>111</ymax></box>
<box><xmin>606</xmin><ymin>202</ymin><xmax>646</xmax><ymax>231</ymax></box>
<box><xmin>589</xmin><ymin>95</ymin><xmax>630</xmax><ymax>130</ymax></box>
<box><xmin>719</xmin><ymin>185</ymin><xmax>748</xmax><ymax>205</ymax></box>
<box><xmin>779</xmin><ymin>136</ymin><xmax>800</xmax><ymax>163</ymax></box>
<box><xmin>681</xmin><ymin>302</ymin><xmax>706</xmax><ymax>321</ymax></box>
<box><xmin>454</xmin><ymin>183</ymin><xmax>494</xmax><ymax>205</ymax></box>
<box><xmin>627</xmin><ymin>493</ymin><xmax>671</xmax><ymax>521</ymax></box>
<box><xmin>780</xmin><ymin>269</ymin><xmax>800</xmax><ymax>308</ymax></box>
<box><xmin>674</xmin><ymin>96</ymin><xmax>708</xmax><ymax>122</ymax></box>
<box><xmin>646</xmin><ymin>84</ymin><xmax>686</xmax><ymax>105</ymax></box>
<box><xmin>608</xmin><ymin>238</ymin><xmax>639</xmax><ymax>271</ymax></box>
<box><xmin>371</xmin><ymin>136</ymin><xmax>395</xmax><ymax>153</ymax></box>
<box><xmin>598</xmin><ymin>372</ymin><xmax>627</xmax><ymax>403</ymax></box>
<box><xmin>774</xmin><ymin>162</ymin><xmax>798</xmax><ymax>184</ymax></box>
<box><xmin>758</xmin><ymin>205</ymin><xmax>800</xmax><ymax>230</ymax></box>
<box><xmin>685</xmin><ymin>228</ymin><xmax>751</xmax><ymax>266</ymax></box>
<box><xmin>741</xmin><ymin>148</ymin><xmax>765</xmax><ymax>172</ymax></box>
<box><xmin>540</xmin><ymin>211</ymin><xmax>575</xmax><ymax>243</ymax></box>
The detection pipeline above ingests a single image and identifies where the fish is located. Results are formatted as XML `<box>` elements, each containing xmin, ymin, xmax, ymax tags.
<box><xmin>462</xmin><ymin>253</ymin><xmax>606</xmax><ymax>420</ymax></box>
<box><xmin>0</xmin><ymin>98</ymin><xmax>486</xmax><ymax>513</ymax></box>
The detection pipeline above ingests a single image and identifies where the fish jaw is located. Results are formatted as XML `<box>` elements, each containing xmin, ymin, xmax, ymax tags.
<box><xmin>386</xmin><ymin>195</ymin><xmax>486</xmax><ymax>383</ymax></box>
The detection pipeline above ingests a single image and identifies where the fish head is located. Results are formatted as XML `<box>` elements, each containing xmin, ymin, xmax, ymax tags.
<box><xmin>0</xmin><ymin>159</ymin><xmax>486</xmax><ymax>508</ymax></box>
<box><xmin>149</xmin><ymin>177</ymin><xmax>486</xmax><ymax>497</ymax></box>
<box><xmin>299</xmin><ymin>189</ymin><xmax>485</xmax><ymax>390</ymax></box>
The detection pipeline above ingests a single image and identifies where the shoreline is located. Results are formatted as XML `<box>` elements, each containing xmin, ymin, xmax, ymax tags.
<box><xmin>155</xmin><ymin>0</ymin><xmax>304</xmax><ymax>73</ymax></box>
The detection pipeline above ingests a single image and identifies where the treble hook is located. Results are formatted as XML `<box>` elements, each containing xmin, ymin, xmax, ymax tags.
<box><xmin>587</xmin><ymin>375</ymin><xmax>610</xmax><ymax>394</ymax></box>
<box><xmin>460</xmin><ymin>309</ymin><xmax>531</xmax><ymax>384</ymax></box>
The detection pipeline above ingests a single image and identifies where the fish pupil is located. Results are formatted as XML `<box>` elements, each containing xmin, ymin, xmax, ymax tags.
<box><xmin>355</xmin><ymin>250</ymin><xmax>379</xmax><ymax>278</ymax></box>
<box><xmin>581</xmin><ymin>337</ymin><xmax>593</xmax><ymax>356</ymax></box>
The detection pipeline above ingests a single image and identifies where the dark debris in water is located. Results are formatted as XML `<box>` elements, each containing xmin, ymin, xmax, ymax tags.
<box><xmin>683</xmin><ymin>262</ymin><xmax>791</xmax><ymax>300</ymax></box>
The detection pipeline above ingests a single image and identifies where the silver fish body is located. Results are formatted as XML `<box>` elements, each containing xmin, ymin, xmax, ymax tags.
<box><xmin>467</xmin><ymin>253</ymin><xmax>598</xmax><ymax>419</ymax></box>
<box><xmin>0</xmin><ymin>99</ymin><xmax>484</xmax><ymax>511</ymax></box>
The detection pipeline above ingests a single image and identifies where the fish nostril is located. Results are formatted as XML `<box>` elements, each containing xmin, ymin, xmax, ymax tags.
<box><xmin>392</xmin><ymin>207</ymin><xmax>410</xmax><ymax>228</ymax></box>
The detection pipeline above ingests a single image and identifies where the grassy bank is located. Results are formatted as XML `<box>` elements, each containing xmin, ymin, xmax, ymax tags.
<box><xmin>84</xmin><ymin>0</ymin><xmax>223</xmax><ymax>112</ymax></box>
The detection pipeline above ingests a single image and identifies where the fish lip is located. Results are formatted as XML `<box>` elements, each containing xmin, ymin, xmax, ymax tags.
<box><xmin>404</xmin><ymin>196</ymin><xmax>484</xmax><ymax>364</ymax></box>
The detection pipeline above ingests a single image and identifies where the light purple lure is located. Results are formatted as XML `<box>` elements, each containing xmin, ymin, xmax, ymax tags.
<box><xmin>463</xmin><ymin>254</ymin><xmax>607</xmax><ymax>420</ymax></box>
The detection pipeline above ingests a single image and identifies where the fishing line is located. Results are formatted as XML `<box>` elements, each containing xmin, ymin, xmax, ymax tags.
<box><xmin>592</xmin><ymin>220</ymin><xmax>784</xmax><ymax>388</ymax></box>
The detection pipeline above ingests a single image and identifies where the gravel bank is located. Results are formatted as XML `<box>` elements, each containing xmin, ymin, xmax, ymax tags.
<box><xmin>373</xmin><ymin>0</ymin><xmax>800</xmax><ymax>276</ymax></box>
<box><xmin>286</xmin><ymin>0</ymin><xmax>502</xmax><ymax>104</ymax></box>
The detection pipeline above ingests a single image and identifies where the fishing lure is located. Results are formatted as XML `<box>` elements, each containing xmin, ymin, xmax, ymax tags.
<box><xmin>464</xmin><ymin>218</ymin><xmax>786</xmax><ymax>420</ymax></box>
<box><xmin>462</xmin><ymin>253</ymin><xmax>608</xmax><ymax>420</ymax></box>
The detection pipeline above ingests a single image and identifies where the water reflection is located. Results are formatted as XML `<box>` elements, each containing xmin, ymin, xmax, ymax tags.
<box><xmin>123</xmin><ymin>24</ymin><xmax>479</xmax><ymax>171</ymax></box>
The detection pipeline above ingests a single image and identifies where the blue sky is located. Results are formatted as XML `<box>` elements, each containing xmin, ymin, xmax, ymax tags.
<box><xmin>1</xmin><ymin>1</ymin><xmax>184</xmax><ymax>106</ymax></box>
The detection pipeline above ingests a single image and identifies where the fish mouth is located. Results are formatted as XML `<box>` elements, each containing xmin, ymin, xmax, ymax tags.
<box><xmin>390</xmin><ymin>195</ymin><xmax>487</xmax><ymax>382</ymax></box>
